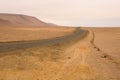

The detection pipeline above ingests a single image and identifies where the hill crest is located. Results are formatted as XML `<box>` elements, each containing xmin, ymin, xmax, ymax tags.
<box><xmin>0</xmin><ymin>13</ymin><xmax>56</xmax><ymax>27</ymax></box>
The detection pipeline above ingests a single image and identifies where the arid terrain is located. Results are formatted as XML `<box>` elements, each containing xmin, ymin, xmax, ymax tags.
<box><xmin>0</xmin><ymin>27</ymin><xmax>120</xmax><ymax>80</ymax></box>
<box><xmin>0</xmin><ymin>27</ymin><xmax>75</xmax><ymax>42</ymax></box>
<box><xmin>0</xmin><ymin>14</ymin><xmax>120</xmax><ymax>80</ymax></box>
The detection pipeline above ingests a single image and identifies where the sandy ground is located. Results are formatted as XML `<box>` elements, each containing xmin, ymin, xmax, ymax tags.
<box><xmin>0</xmin><ymin>27</ymin><xmax>120</xmax><ymax>80</ymax></box>
<box><xmin>0</xmin><ymin>27</ymin><xmax>75</xmax><ymax>42</ymax></box>
<box><xmin>84</xmin><ymin>28</ymin><xmax>120</xmax><ymax>69</ymax></box>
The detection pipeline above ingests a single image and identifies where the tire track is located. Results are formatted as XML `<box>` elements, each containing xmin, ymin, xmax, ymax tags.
<box><xmin>53</xmin><ymin>30</ymin><xmax>94</xmax><ymax>80</ymax></box>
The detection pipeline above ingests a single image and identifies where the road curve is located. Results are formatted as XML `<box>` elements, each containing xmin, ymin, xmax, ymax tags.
<box><xmin>0</xmin><ymin>28</ymin><xmax>88</xmax><ymax>53</ymax></box>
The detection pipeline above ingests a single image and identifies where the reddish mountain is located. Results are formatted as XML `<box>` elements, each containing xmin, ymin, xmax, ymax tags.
<box><xmin>0</xmin><ymin>13</ymin><xmax>56</xmax><ymax>27</ymax></box>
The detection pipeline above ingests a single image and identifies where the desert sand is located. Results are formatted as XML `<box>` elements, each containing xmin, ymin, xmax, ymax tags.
<box><xmin>0</xmin><ymin>27</ymin><xmax>75</xmax><ymax>42</ymax></box>
<box><xmin>0</xmin><ymin>14</ymin><xmax>120</xmax><ymax>80</ymax></box>
<box><xmin>0</xmin><ymin>26</ymin><xmax>120</xmax><ymax>80</ymax></box>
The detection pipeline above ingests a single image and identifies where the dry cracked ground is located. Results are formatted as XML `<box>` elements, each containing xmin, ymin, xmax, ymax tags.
<box><xmin>0</xmin><ymin>27</ymin><xmax>120</xmax><ymax>80</ymax></box>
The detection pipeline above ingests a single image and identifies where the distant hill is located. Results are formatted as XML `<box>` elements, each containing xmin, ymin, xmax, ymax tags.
<box><xmin>0</xmin><ymin>13</ymin><xmax>56</xmax><ymax>27</ymax></box>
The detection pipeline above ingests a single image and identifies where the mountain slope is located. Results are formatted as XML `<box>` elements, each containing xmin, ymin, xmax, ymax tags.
<box><xmin>0</xmin><ymin>13</ymin><xmax>54</xmax><ymax>27</ymax></box>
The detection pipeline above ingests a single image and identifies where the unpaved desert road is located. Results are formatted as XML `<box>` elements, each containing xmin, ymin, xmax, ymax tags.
<box><xmin>0</xmin><ymin>28</ymin><xmax>88</xmax><ymax>52</ymax></box>
<box><xmin>0</xmin><ymin>28</ymin><xmax>120</xmax><ymax>80</ymax></box>
<box><xmin>52</xmin><ymin>30</ymin><xmax>120</xmax><ymax>80</ymax></box>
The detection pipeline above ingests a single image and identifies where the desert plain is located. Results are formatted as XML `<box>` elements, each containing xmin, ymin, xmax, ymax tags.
<box><xmin>0</xmin><ymin>14</ymin><xmax>120</xmax><ymax>80</ymax></box>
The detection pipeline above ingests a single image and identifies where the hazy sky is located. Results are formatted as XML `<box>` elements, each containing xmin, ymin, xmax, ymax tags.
<box><xmin>0</xmin><ymin>0</ymin><xmax>120</xmax><ymax>26</ymax></box>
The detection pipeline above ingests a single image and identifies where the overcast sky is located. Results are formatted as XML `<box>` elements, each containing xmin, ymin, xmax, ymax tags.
<box><xmin>0</xmin><ymin>0</ymin><xmax>120</xmax><ymax>27</ymax></box>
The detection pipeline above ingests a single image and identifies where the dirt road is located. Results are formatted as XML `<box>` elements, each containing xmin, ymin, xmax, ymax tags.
<box><xmin>0</xmin><ymin>28</ymin><xmax>120</xmax><ymax>80</ymax></box>
<box><xmin>0</xmin><ymin>28</ymin><xmax>88</xmax><ymax>53</ymax></box>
